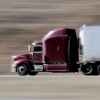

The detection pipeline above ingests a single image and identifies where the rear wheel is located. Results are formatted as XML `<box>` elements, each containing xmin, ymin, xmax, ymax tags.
<box><xmin>17</xmin><ymin>63</ymin><xmax>28</xmax><ymax>76</ymax></box>
<box><xmin>80</xmin><ymin>63</ymin><xmax>95</xmax><ymax>75</ymax></box>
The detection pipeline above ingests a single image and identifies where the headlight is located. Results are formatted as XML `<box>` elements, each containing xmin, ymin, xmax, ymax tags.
<box><xmin>11</xmin><ymin>56</ymin><xmax>17</xmax><ymax>60</ymax></box>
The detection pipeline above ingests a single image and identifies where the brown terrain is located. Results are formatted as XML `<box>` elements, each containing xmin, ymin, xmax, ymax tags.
<box><xmin>0</xmin><ymin>0</ymin><xmax>100</xmax><ymax>73</ymax></box>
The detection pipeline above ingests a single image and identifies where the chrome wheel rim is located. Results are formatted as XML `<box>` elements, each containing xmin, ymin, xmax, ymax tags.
<box><xmin>18</xmin><ymin>66</ymin><xmax>25</xmax><ymax>73</ymax></box>
<box><xmin>85</xmin><ymin>66</ymin><xmax>93</xmax><ymax>74</ymax></box>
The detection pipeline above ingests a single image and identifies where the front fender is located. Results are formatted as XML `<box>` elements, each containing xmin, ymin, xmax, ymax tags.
<box><xmin>14</xmin><ymin>59</ymin><xmax>30</xmax><ymax>65</ymax></box>
<box><xmin>11</xmin><ymin>59</ymin><xmax>33</xmax><ymax>72</ymax></box>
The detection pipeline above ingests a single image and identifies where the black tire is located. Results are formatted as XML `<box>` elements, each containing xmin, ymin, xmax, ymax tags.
<box><xmin>28</xmin><ymin>71</ymin><xmax>38</xmax><ymax>75</ymax></box>
<box><xmin>16</xmin><ymin>63</ymin><xmax>28</xmax><ymax>76</ymax></box>
<box><xmin>80</xmin><ymin>63</ymin><xmax>94</xmax><ymax>75</ymax></box>
<box><xmin>97</xmin><ymin>64</ymin><xmax>100</xmax><ymax>75</ymax></box>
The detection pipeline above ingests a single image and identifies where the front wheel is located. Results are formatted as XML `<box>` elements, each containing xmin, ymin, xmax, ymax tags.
<box><xmin>16</xmin><ymin>63</ymin><xmax>28</xmax><ymax>76</ymax></box>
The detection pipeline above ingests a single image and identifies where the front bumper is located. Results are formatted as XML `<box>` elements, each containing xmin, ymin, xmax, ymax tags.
<box><xmin>11</xmin><ymin>62</ymin><xmax>17</xmax><ymax>72</ymax></box>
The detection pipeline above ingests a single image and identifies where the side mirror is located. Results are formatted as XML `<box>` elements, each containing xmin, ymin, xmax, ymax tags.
<box><xmin>27</xmin><ymin>40</ymin><xmax>32</xmax><ymax>52</ymax></box>
<box><xmin>28</xmin><ymin>44</ymin><xmax>31</xmax><ymax>52</ymax></box>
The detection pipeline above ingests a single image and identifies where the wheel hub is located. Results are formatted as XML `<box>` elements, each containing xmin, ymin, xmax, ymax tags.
<box><xmin>19</xmin><ymin>66</ymin><xmax>25</xmax><ymax>73</ymax></box>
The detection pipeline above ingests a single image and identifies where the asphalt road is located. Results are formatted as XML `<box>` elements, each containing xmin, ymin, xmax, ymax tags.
<box><xmin>0</xmin><ymin>73</ymin><xmax>100</xmax><ymax>100</ymax></box>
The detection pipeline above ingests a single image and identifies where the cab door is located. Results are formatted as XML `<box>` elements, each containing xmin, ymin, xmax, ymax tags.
<box><xmin>33</xmin><ymin>46</ymin><xmax>42</xmax><ymax>64</ymax></box>
<box><xmin>44</xmin><ymin>36</ymin><xmax>69</xmax><ymax>71</ymax></box>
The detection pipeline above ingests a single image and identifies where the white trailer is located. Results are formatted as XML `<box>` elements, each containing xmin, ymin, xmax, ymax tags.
<box><xmin>79</xmin><ymin>25</ymin><xmax>100</xmax><ymax>75</ymax></box>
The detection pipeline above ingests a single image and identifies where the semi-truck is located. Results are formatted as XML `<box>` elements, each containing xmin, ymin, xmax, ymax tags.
<box><xmin>11</xmin><ymin>25</ymin><xmax>100</xmax><ymax>75</ymax></box>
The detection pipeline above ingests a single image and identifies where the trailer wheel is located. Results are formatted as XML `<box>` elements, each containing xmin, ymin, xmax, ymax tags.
<box><xmin>80</xmin><ymin>63</ymin><xmax>94</xmax><ymax>75</ymax></box>
<box><xmin>17</xmin><ymin>63</ymin><xmax>28</xmax><ymax>76</ymax></box>
<box><xmin>97</xmin><ymin>64</ymin><xmax>100</xmax><ymax>75</ymax></box>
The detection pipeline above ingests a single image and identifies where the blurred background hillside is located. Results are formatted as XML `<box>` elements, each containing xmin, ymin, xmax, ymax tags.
<box><xmin>0</xmin><ymin>0</ymin><xmax>100</xmax><ymax>74</ymax></box>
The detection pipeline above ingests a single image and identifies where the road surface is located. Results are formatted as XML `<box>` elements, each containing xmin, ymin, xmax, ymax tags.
<box><xmin>0</xmin><ymin>73</ymin><xmax>100</xmax><ymax>100</ymax></box>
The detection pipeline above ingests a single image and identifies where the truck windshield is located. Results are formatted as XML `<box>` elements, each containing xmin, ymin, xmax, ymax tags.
<box><xmin>33</xmin><ymin>46</ymin><xmax>42</xmax><ymax>52</ymax></box>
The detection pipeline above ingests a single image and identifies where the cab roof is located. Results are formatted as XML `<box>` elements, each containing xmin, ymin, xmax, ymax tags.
<box><xmin>42</xmin><ymin>28</ymin><xmax>75</xmax><ymax>41</ymax></box>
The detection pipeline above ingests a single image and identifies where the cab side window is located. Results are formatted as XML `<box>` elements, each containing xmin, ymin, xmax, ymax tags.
<box><xmin>33</xmin><ymin>46</ymin><xmax>42</xmax><ymax>52</ymax></box>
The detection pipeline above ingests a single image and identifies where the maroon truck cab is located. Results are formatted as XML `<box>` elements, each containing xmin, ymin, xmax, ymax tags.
<box><xmin>42</xmin><ymin>28</ymin><xmax>79</xmax><ymax>72</ymax></box>
<box><xmin>11</xmin><ymin>28</ymin><xmax>79</xmax><ymax>75</ymax></box>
